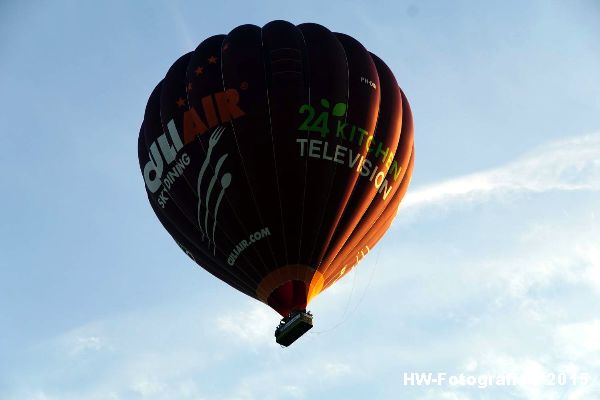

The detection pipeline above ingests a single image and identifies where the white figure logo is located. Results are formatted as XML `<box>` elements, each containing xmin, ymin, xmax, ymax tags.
<box><xmin>196</xmin><ymin>126</ymin><xmax>231</xmax><ymax>255</ymax></box>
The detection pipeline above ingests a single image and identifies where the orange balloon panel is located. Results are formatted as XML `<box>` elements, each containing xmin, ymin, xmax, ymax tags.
<box><xmin>323</xmin><ymin>151</ymin><xmax>415</xmax><ymax>289</ymax></box>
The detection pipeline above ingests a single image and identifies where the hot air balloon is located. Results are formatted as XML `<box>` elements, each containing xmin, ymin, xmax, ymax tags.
<box><xmin>137</xmin><ymin>20</ymin><xmax>414</xmax><ymax>346</ymax></box>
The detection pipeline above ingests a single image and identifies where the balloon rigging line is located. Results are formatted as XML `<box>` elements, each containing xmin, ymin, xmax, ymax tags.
<box><xmin>311</xmin><ymin>268</ymin><xmax>357</xmax><ymax>335</ymax></box>
<box><xmin>312</xmin><ymin>245</ymin><xmax>382</xmax><ymax>335</ymax></box>
<box><xmin>350</xmin><ymin>243</ymin><xmax>381</xmax><ymax>316</ymax></box>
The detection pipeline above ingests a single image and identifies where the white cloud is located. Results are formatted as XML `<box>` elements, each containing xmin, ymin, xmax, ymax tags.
<box><xmin>397</xmin><ymin>132</ymin><xmax>600</xmax><ymax>219</ymax></box>
<box><xmin>10</xmin><ymin>132</ymin><xmax>600</xmax><ymax>400</ymax></box>
<box><xmin>323</xmin><ymin>362</ymin><xmax>352</xmax><ymax>378</ymax></box>
<box><xmin>30</xmin><ymin>392</ymin><xmax>52</xmax><ymax>400</ymax></box>
<box><xmin>54</xmin><ymin>321</ymin><xmax>111</xmax><ymax>357</ymax></box>
<box><xmin>280</xmin><ymin>385</ymin><xmax>304</xmax><ymax>399</ymax></box>
<box><xmin>554</xmin><ymin>320</ymin><xmax>600</xmax><ymax>361</ymax></box>
<box><xmin>130</xmin><ymin>378</ymin><xmax>165</xmax><ymax>397</ymax></box>
<box><xmin>418</xmin><ymin>390</ymin><xmax>472</xmax><ymax>400</ymax></box>
<box><xmin>481</xmin><ymin>214</ymin><xmax>600</xmax><ymax>302</ymax></box>
<box><xmin>70</xmin><ymin>336</ymin><xmax>104</xmax><ymax>355</ymax></box>
<box><xmin>164</xmin><ymin>2</ymin><xmax>195</xmax><ymax>51</ymax></box>
<box><xmin>215</xmin><ymin>303</ymin><xmax>280</xmax><ymax>347</ymax></box>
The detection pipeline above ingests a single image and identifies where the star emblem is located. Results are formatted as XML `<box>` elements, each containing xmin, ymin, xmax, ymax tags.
<box><xmin>223</xmin><ymin>42</ymin><xmax>229</xmax><ymax>51</ymax></box>
<box><xmin>176</xmin><ymin>97</ymin><xmax>186</xmax><ymax>107</ymax></box>
<box><xmin>194</xmin><ymin>66</ymin><xmax>204</xmax><ymax>75</ymax></box>
<box><xmin>208</xmin><ymin>56</ymin><xmax>217</xmax><ymax>64</ymax></box>
<box><xmin>186</xmin><ymin>82</ymin><xmax>192</xmax><ymax>91</ymax></box>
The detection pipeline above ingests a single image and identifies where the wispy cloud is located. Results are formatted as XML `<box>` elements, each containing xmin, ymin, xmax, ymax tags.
<box><xmin>164</xmin><ymin>1</ymin><xmax>195</xmax><ymax>51</ymax></box>
<box><xmin>554</xmin><ymin>319</ymin><xmax>600</xmax><ymax>361</ymax></box>
<box><xmin>55</xmin><ymin>321</ymin><xmax>111</xmax><ymax>357</ymax></box>
<box><xmin>216</xmin><ymin>304</ymin><xmax>280</xmax><ymax>347</ymax></box>
<box><xmin>397</xmin><ymin>132</ymin><xmax>600</xmax><ymax>219</ymax></box>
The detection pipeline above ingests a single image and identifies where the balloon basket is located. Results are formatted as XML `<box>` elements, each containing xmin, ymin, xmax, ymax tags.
<box><xmin>274</xmin><ymin>309</ymin><xmax>313</xmax><ymax>347</ymax></box>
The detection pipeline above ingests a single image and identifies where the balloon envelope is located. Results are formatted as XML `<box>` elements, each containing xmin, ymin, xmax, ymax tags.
<box><xmin>138</xmin><ymin>20</ymin><xmax>414</xmax><ymax>317</ymax></box>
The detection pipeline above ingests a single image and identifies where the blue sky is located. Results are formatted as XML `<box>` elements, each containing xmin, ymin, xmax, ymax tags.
<box><xmin>1</xmin><ymin>1</ymin><xmax>600</xmax><ymax>399</ymax></box>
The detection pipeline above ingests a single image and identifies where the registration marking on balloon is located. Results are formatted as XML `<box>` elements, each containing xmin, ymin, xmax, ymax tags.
<box><xmin>296</xmin><ymin>98</ymin><xmax>403</xmax><ymax>200</ymax></box>
<box><xmin>334</xmin><ymin>245</ymin><xmax>371</xmax><ymax>284</ymax></box>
